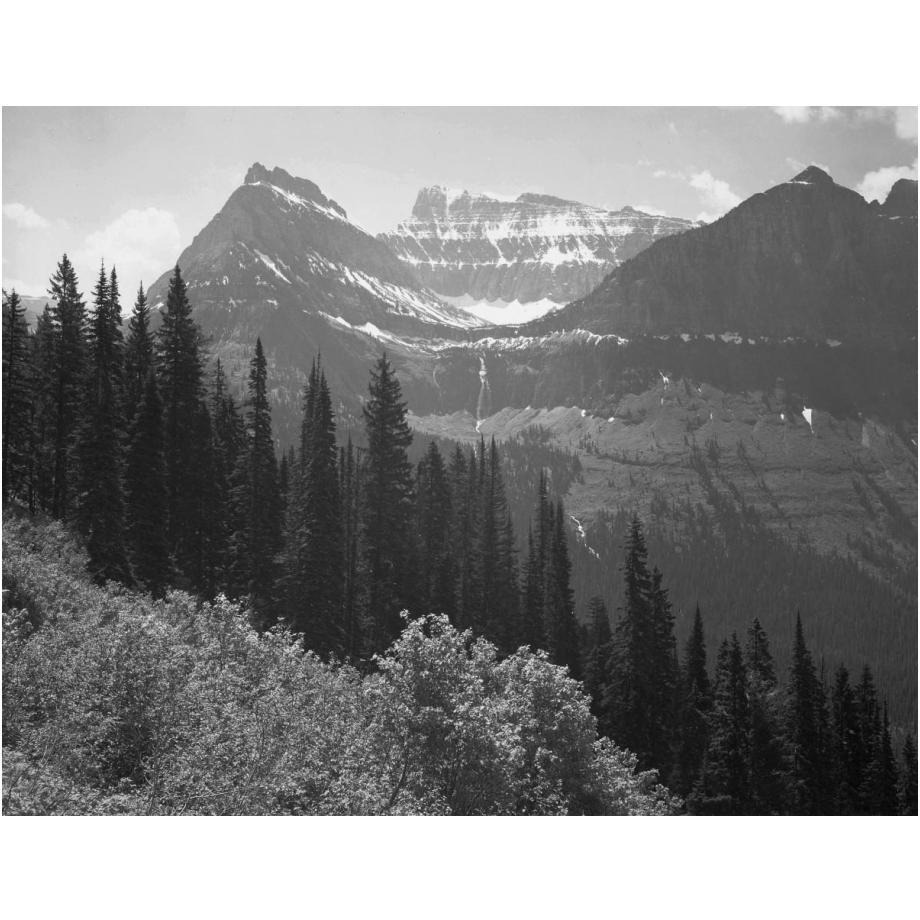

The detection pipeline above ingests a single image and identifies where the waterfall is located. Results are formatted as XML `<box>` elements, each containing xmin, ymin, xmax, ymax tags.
<box><xmin>475</xmin><ymin>355</ymin><xmax>492</xmax><ymax>432</ymax></box>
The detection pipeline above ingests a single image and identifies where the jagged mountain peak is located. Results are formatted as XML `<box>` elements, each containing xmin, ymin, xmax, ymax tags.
<box><xmin>791</xmin><ymin>164</ymin><xmax>835</xmax><ymax>185</ymax></box>
<box><xmin>384</xmin><ymin>186</ymin><xmax>697</xmax><ymax>314</ymax></box>
<box><xmin>244</xmin><ymin>162</ymin><xmax>348</xmax><ymax>218</ymax></box>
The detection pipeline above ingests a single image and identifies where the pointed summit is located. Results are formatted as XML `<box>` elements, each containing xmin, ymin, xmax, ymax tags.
<box><xmin>791</xmin><ymin>165</ymin><xmax>834</xmax><ymax>185</ymax></box>
<box><xmin>244</xmin><ymin>163</ymin><xmax>347</xmax><ymax>217</ymax></box>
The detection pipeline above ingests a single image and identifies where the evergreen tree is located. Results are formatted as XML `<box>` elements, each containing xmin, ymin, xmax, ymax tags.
<box><xmin>2</xmin><ymin>289</ymin><xmax>33</xmax><ymax>503</ymax></box>
<box><xmin>647</xmin><ymin>566</ymin><xmax>678</xmax><ymax>772</ymax></box>
<box><xmin>125</xmin><ymin>370</ymin><xmax>171</xmax><ymax>596</ymax></box>
<box><xmin>416</xmin><ymin>440</ymin><xmax>454</xmax><ymax>620</ymax></box>
<box><xmin>360</xmin><ymin>353</ymin><xmax>417</xmax><ymax>653</ymax></box>
<box><xmin>520</xmin><ymin>472</ymin><xmax>552</xmax><ymax>652</ymax></box>
<box><xmin>156</xmin><ymin>265</ymin><xmax>205</xmax><ymax>577</ymax></box>
<box><xmin>784</xmin><ymin>614</ymin><xmax>826</xmax><ymax>814</ymax></box>
<box><xmin>862</xmin><ymin>702</ymin><xmax>900</xmax><ymax>815</ymax></box>
<box><xmin>829</xmin><ymin>664</ymin><xmax>861</xmax><ymax>814</ymax></box>
<box><xmin>189</xmin><ymin>401</ymin><xmax>226</xmax><ymax>598</ymax></box>
<box><xmin>233</xmin><ymin>338</ymin><xmax>281</xmax><ymax>620</ymax></box>
<box><xmin>208</xmin><ymin>358</ymin><xmax>244</xmax><ymax>590</ymax></box>
<box><xmin>744</xmin><ymin>618</ymin><xmax>786</xmax><ymax>814</ymax></box>
<box><xmin>699</xmin><ymin>635</ymin><xmax>750</xmax><ymax>813</ymax></box>
<box><xmin>74</xmin><ymin>264</ymin><xmax>130</xmax><ymax>584</ymax></box>
<box><xmin>47</xmin><ymin>254</ymin><xmax>86</xmax><ymax>519</ymax></box>
<box><xmin>674</xmin><ymin>605</ymin><xmax>712</xmax><ymax>798</ymax></box>
<box><xmin>899</xmin><ymin>734</ymin><xmax>917</xmax><ymax>816</ymax></box>
<box><xmin>605</xmin><ymin>515</ymin><xmax>674</xmax><ymax>770</ymax></box>
<box><xmin>521</xmin><ymin>524</ymin><xmax>546</xmax><ymax>651</ymax></box>
<box><xmin>855</xmin><ymin>665</ymin><xmax>881</xmax><ymax>813</ymax></box>
<box><xmin>30</xmin><ymin>304</ymin><xmax>57</xmax><ymax>513</ymax></box>
<box><xmin>545</xmin><ymin>498</ymin><xmax>581</xmax><ymax>679</ymax></box>
<box><xmin>339</xmin><ymin>435</ymin><xmax>363</xmax><ymax>658</ymax></box>
<box><xmin>582</xmin><ymin>596</ymin><xmax>612</xmax><ymax>722</ymax></box>
<box><xmin>124</xmin><ymin>282</ymin><xmax>154</xmax><ymax>420</ymax></box>
<box><xmin>285</xmin><ymin>357</ymin><xmax>343</xmax><ymax>655</ymax></box>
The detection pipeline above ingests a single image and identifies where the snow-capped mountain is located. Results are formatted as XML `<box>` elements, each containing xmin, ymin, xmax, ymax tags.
<box><xmin>147</xmin><ymin>163</ymin><xmax>482</xmax><ymax>335</ymax></box>
<box><xmin>379</xmin><ymin>187</ymin><xmax>697</xmax><ymax>323</ymax></box>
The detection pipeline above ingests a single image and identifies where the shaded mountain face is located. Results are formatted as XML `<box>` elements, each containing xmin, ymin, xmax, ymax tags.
<box><xmin>527</xmin><ymin>168</ymin><xmax>918</xmax><ymax>347</ymax></box>
<box><xmin>379</xmin><ymin>186</ymin><xmax>697</xmax><ymax>323</ymax></box>
<box><xmin>145</xmin><ymin>163</ymin><xmax>486</xmax><ymax>441</ymax></box>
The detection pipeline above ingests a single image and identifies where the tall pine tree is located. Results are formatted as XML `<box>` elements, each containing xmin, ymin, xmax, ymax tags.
<box><xmin>125</xmin><ymin>370</ymin><xmax>171</xmax><ymax>596</ymax></box>
<box><xmin>124</xmin><ymin>282</ymin><xmax>154</xmax><ymax>421</ymax></box>
<box><xmin>2</xmin><ymin>289</ymin><xmax>33</xmax><ymax>503</ymax></box>
<box><xmin>74</xmin><ymin>264</ymin><xmax>130</xmax><ymax>584</ymax></box>
<box><xmin>47</xmin><ymin>254</ymin><xmax>86</xmax><ymax>519</ymax></box>
<box><xmin>360</xmin><ymin>353</ymin><xmax>417</xmax><ymax>654</ymax></box>
<box><xmin>156</xmin><ymin>265</ymin><xmax>205</xmax><ymax>579</ymax></box>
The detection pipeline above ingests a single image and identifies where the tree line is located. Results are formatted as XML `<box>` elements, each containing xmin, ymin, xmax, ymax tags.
<box><xmin>2</xmin><ymin>260</ymin><xmax>580</xmax><ymax>670</ymax></box>
<box><xmin>579</xmin><ymin>515</ymin><xmax>917</xmax><ymax>815</ymax></box>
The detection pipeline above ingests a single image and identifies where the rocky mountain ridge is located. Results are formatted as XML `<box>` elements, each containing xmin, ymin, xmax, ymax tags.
<box><xmin>379</xmin><ymin>185</ymin><xmax>697</xmax><ymax>322</ymax></box>
<box><xmin>527</xmin><ymin>167</ymin><xmax>917</xmax><ymax>347</ymax></box>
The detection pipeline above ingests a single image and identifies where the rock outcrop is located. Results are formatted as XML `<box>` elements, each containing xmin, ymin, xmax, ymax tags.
<box><xmin>379</xmin><ymin>186</ymin><xmax>697</xmax><ymax>320</ymax></box>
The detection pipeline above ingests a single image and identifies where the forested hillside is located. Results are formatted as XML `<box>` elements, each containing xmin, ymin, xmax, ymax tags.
<box><xmin>2</xmin><ymin>260</ymin><xmax>916</xmax><ymax>816</ymax></box>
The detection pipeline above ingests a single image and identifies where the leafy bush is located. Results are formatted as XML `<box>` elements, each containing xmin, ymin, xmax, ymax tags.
<box><xmin>2</xmin><ymin>513</ymin><xmax>679</xmax><ymax>815</ymax></box>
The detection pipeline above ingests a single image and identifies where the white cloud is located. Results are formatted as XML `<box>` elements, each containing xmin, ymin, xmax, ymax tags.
<box><xmin>76</xmin><ymin>208</ymin><xmax>182</xmax><ymax>293</ymax></box>
<box><xmin>773</xmin><ymin>106</ymin><xmax>841</xmax><ymax>124</ymax></box>
<box><xmin>1</xmin><ymin>277</ymin><xmax>47</xmax><ymax>298</ymax></box>
<box><xmin>894</xmin><ymin>106</ymin><xmax>918</xmax><ymax>141</ymax></box>
<box><xmin>3</xmin><ymin>202</ymin><xmax>50</xmax><ymax>230</ymax></box>
<box><xmin>653</xmin><ymin>168</ymin><xmax>686</xmax><ymax>180</ymax></box>
<box><xmin>632</xmin><ymin>203</ymin><xmax>669</xmax><ymax>217</ymax></box>
<box><xmin>856</xmin><ymin>160</ymin><xmax>918</xmax><ymax>203</ymax></box>
<box><xmin>689</xmin><ymin>170</ymin><xmax>742</xmax><ymax>220</ymax></box>
<box><xmin>773</xmin><ymin>106</ymin><xmax>811</xmax><ymax>123</ymax></box>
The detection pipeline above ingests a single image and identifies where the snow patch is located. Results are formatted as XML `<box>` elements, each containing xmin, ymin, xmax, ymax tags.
<box><xmin>439</xmin><ymin>293</ymin><xmax>563</xmax><ymax>326</ymax></box>
<box><xmin>253</xmin><ymin>249</ymin><xmax>291</xmax><ymax>284</ymax></box>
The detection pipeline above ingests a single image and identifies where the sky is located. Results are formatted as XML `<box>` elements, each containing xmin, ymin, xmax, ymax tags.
<box><xmin>2</xmin><ymin>106</ymin><xmax>917</xmax><ymax>304</ymax></box>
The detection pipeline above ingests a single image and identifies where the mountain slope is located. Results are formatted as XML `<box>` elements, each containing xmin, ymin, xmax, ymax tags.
<box><xmin>527</xmin><ymin>168</ymin><xmax>917</xmax><ymax>346</ymax></box>
<box><xmin>148</xmin><ymin>163</ymin><xmax>481</xmax><ymax>334</ymax></box>
<box><xmin>145</xmin><ymin>164</ymin><xmax>488</xmax><ymax>440</ymax></box>
<box><xmin>379</xmin><ymin>186</ymin><xmax>697</xmax><ymax>323</ymax></box>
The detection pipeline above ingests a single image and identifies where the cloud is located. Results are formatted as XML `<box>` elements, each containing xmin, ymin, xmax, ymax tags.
<box><xmin>689</xmin><ymin>170</ymin><xmax>742</xmax><ymax>220</ymax></box>
<box><xmin>774</xmin><ymin>106</ymin><xmax>811</xmax><ymax>123</ymax></box>
<box><xmin>653</xmin><ymin>168</ymin><xmax>685</xmax><ymax>180</ymax></box>
<box><xmin>773</xmin><ymin>106</ymin><xmax>841</xmax><ymax>124</ymax></box>
<box><xmin>3</xmin><ymin>202</ymin><xmax>50</xmax><ymax>230</ymax></box>
<box><xmin>632</xmin><ymin>204</ymin><xmax>669</xmax><ymax>217</ymax></box>
<box><xmin>1</xmin><ymin>276</ymin><xmax>47</xmax><ymax>298</ymax></box>
<box><xmin>856</xmin><ymin>160</ymin><xmax>918</xmax><ymax>203</ymax></box>
<box><xmin>76</xmin><ymin>208</ymin><xmax>182</xmax><ymax>292</ymax></box>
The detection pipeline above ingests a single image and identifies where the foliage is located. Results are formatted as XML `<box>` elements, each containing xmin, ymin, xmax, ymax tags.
<box><xmin>2</xmin><ymin>514</ymin><xmax>678</xmax><ymax>816</ymax></box>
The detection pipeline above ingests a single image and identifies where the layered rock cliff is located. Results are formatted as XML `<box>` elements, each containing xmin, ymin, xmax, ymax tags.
<box><xmin>379</xmin><ymin>187</ymin><xmax>697</xmax><ymax>322</ymax></box>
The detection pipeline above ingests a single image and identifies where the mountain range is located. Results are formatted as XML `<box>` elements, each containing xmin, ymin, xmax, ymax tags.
<box><xmin>379</xmin><ymin>186</ymin><xmax>697</xmax><ymax>324</ymax></box>
<box><xmin>140</xmin><ymin>161</ymin><xmax>916</xmax><ymax>722</ymax></box>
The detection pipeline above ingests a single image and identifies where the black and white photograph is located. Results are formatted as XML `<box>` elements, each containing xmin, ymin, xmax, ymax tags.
<box><xmin>0</xmin><ymin>4</ymin><xmax>916</xmax><ymax>914</ymax></box>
